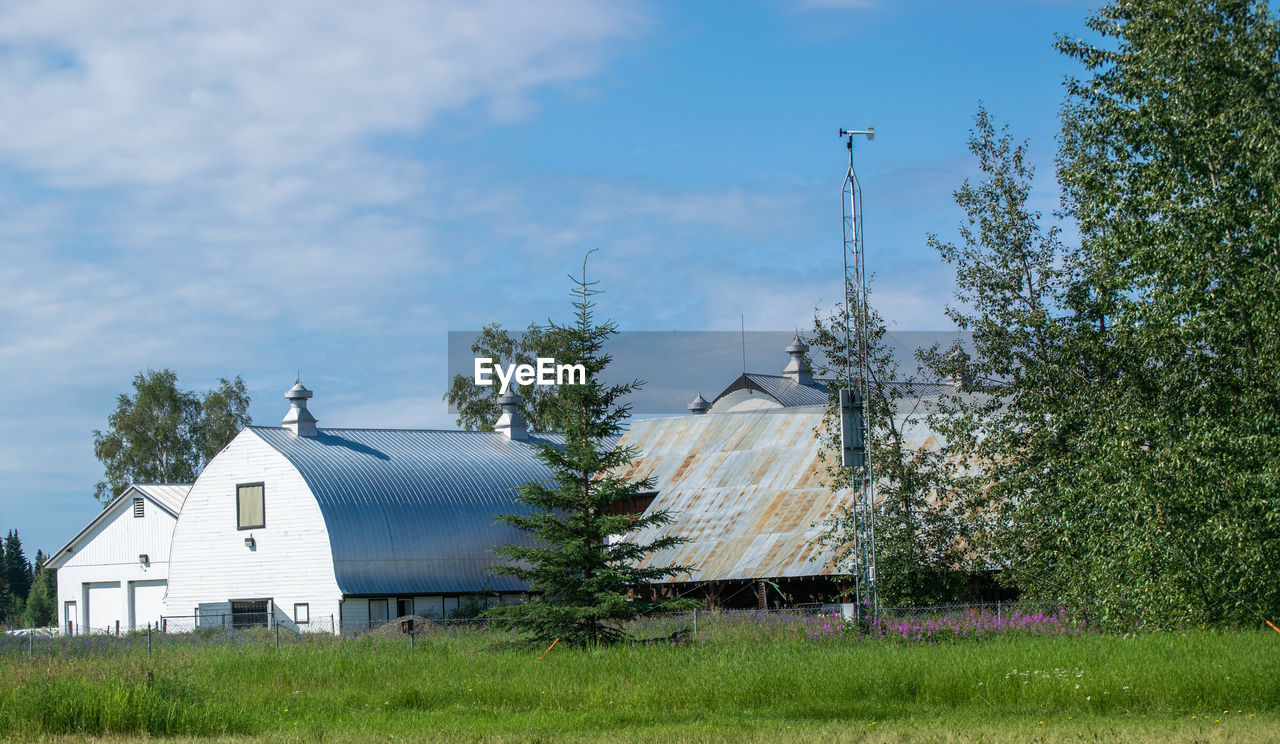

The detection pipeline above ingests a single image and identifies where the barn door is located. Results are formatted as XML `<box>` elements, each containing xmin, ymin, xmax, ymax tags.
<box><xmin>369</xmin><ymin>599</ymin><xmax>389</xmax><ymax>627</ymax></box>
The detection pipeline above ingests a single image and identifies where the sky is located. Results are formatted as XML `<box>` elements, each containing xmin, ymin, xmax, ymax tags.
<box><xmin>0</xmin><ymin>0</ymin><xmax>1097</xmax><ymax>555</ymax></box>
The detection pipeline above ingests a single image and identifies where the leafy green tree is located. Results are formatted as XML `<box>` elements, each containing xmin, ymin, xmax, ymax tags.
<box><xmin>445</xmin><ymin>323</ymin><xmax>572</xmax><ymax>433</ymax></box>
<box><xmin>810</xmin><ymin>291</ymin><xmax>973</xmax><ymax>606</ymax></box>
<box><xmin>93</xmin><ymin>370</ymin><xmax>202</xmax><ymax>504</ymax></box>
<box><xmin>484</xmin><ymin>258</ymin><xmax>692</xmax><ymax>646</ymax></box>
<box><xmin>198</xmin><ymin>377</ymin><xmax>252</xmax><ymax>463</ymax></box>
<box><xmin>1052</xmin><ymin>0</ymin><xmax>1280</xmax><ymax>625</ymax></box>
<box><xmin>93</xmin><ymin>370</ymin><xmax>253</xmax><ymax>505</ymax></box>
<box><xmin>917</xmin><ymin>107</ymin><xmax>1091</xmax><ymax>610</ymax></box>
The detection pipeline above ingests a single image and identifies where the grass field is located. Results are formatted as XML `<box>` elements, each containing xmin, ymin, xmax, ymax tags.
<box><xmin>1</xmin><ymin>621</ymin><xmax>1276</xmax><ymax>743</ymax></box>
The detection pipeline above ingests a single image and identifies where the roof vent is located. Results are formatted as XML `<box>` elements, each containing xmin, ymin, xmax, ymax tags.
<box><xmin>282</xmin><ymin>378</ymin><xmax>318</xmax><ymax>437</ymax></box>
<box><xmin>782</xmin><ymin>333</ymin><xmax>813</xmax><ymax>385</ymax></box>
<box><xmin>495</xmin><ymin>390</ymin><xmax>528</xmax><ymax>441</ymax></box>
<box><xmin>687</xmin><ymin>392</ymin><xmax>711</xmax><ymax>415</ymax></box>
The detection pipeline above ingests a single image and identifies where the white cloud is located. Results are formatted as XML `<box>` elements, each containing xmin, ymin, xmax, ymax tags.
<box><xmin>0</xmin><ymin>0</ymin><xmax>643</xmax><ymax>187</ymax></box>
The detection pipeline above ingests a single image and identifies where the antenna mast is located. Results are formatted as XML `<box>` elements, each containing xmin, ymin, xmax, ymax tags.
<box><xmin>837</xmin><ymin>125</ymin><xmax>877</xmax><ymax>620</ymax></box>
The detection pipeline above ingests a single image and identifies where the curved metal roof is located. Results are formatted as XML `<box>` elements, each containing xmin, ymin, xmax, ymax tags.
<box><xmin>249</xmin><ymin>426</ymin><xmax>560</xmax><ymax>596</ymax></box>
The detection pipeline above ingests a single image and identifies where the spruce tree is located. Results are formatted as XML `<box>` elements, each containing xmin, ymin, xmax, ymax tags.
<box><xmin>485</xmin><ymin>256</ymin><xmax>692</xmax><ymax>646</ymax></box>
<box><xmin>3</xmin><ymin>530</ymin><xmax>32</xmax><ymax>602</ymax></box>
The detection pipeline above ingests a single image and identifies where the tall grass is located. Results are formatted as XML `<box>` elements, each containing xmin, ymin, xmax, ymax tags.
<box><xmin>0</xmin><ymin>626</ymin><xmax>1275</xmax><ymax>740</ymax></box>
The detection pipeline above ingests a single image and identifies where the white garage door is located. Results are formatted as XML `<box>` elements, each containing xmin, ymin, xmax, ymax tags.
<box><xmin>131</xmin><ymin>580</ymin><xmax>167</xmax><ymax>630</ymax></box>
<box><xmin>86</xmin><ymin>582</ymin><xmax>122</xmax><ymax>633</ymax></box>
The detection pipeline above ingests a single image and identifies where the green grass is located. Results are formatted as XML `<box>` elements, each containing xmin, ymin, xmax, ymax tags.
<box><xmin>1</xmin><ymin>628</ymin><xmax>1276</xmax><ymax>742</ymax></box>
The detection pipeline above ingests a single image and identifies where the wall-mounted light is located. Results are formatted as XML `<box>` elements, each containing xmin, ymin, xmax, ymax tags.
<box><xmin>244</xmin><ymin>535</ymin><xmax>256</xmax><ymax>549</ymax></box>
<box><xmin>138</xmin><ymin>553</ymin><xmax>149</xmax><ymax>567</ymax></box>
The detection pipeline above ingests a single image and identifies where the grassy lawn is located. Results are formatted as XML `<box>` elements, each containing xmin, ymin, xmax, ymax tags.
<box><xmin>1</xmin><ymin>627</ymin><xmax>1276</xmax><ymax>742</ymax></box>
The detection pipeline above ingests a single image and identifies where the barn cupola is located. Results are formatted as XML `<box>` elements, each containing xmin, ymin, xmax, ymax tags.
<box><xmin>687</xmin><ymin>392</ymin><xmax>711</xmax><ymax>415</ymax></box>
<box><xmin>781</xmin><ymin>333</ymin><xmax>813</xmax><ymax>385</ymax></box>
<box><xmin>282</xmin><ymin>379</ymin><xmax>319</xmax><ymax>437</ymax></box>
<box><xmin>495</xmin><ymin>390</ymin><xmax>528</xmax><ymax>441</ymax></box>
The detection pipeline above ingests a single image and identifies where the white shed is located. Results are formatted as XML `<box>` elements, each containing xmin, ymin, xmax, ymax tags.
<box><xmin>47</xmin><ymin>483</ymin><xmax>190</xmax><ymax>634</ymax></box>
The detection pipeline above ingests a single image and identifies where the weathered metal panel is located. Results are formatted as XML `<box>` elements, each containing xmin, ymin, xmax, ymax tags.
<box><xmin>619</xmin><ymin>397</ymin><xmax>961</xmax><ymax>584</ymax></box>
<box><xmin>250</xmin><ymin>427</ymin><xmax>561</xmax><ymax>596</ymax></box>
<box><xmin>617</xmin><ymin>410</ymin><xmax>850</xmax><ymax>583</ymax></box>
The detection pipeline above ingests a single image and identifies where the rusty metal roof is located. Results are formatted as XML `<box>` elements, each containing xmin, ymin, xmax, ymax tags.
<box><xmin>616</xmin><ymin>409</ymin><xmax>852</xmax><ymax>583</ymax></box>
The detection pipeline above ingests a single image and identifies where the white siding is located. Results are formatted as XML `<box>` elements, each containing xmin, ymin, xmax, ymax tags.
<box><xmin>53</xmin><ymin>493</ymin><xmax>178</xmax><ymax>633</ymax></box>
<box><xmin>165</xmin><ymin>430</ymin><xmax>342</xmax><ymax>632</ymax></box>
<box><xmin>130</xmin><ymin>580</ymin><xmax>167</xmax><ymax>629</ymax></box>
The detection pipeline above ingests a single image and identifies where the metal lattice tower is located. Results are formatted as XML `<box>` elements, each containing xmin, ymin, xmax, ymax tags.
<box><xmin>838</xmin><ymin>126</ymin><xmax>877</xmax><ymax>619</ymax></box>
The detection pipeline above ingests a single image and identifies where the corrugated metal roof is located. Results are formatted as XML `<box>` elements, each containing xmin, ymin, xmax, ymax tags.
<box><xmin>615</xmin><ymin>410</ymin><xmax>851</xmax><ymax>583</ymax></box>
<box><xmin>710</xmin><ymin>374</ymin><xmax>959</xmax><ymax>410</ymax></box>
<box><xmin>130</xmin><ymin>483</ymin><xmax>190</xmax><ymax>515</ymax></box>
<box><xmin>713</xmin><ymin>373</ymin><xmax>831</xmax><ymax>408</ymax></box>
<box><xmin>250</xmin><ymin>426</ymin><xmax>561</xmax><ymax>595</ymax></box>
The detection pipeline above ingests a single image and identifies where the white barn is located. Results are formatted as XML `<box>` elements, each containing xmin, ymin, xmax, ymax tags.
<box><xmin>48</xmin><ymin>483</ymin><xmax>190</xmax><ymax>634</ymax></box>
<box><xmin>163</xmin><ymin>381</ymin><xmax>554</xmax><ymax>633</ymax></box>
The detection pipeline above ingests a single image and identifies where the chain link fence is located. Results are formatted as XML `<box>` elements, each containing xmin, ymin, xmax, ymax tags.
<box><xmin>0</xmin><ymin>600</ymin><xmax>1081</xmax><ymax>658</ymax></box>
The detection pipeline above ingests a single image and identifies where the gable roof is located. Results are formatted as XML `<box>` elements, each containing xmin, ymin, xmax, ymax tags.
<box><xmin>129</xmin><ymin>483</ymin><xmax>190</xmax><ymax>516</ymax></box>
<box><xmin>615</xmin><ymin>409</ymin><xmax>849</xmax><ymax>583</ymax></box>
<box><xmin>712</xmin><ymin>373</ymin><xmax>831</xmax><ymax>408</ymax></box>
<box><xmin>47</xmin><ymin>483</ymin><xmax>191</xmax><ymax>569</ymax></box>
<box><xmin>248</xmin><ymin>426</ymin><xmax>562</xmax><ymax>595</ymax></box>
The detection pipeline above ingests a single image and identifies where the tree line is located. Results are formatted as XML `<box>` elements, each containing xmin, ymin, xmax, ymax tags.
<box><xmin>0</xmin><ymin>530</ymin><xmax>56</xmax><ymax>628</ymax></box>
<box><xmin>813</xmin><ymin>0</ymin><xmax>1280</xmax><ymax>628</ymax></box>
<box><xmin>2</xmin><ymin>371</ymin><xmax>252</xmax><ymax>629</ymax></box>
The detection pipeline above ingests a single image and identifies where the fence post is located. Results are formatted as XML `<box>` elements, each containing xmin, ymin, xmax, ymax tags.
<box><xmin>410</xmin><ymin>627</ymin><xmax>415</xmax><ymax>652</ymax></box>
<box><xmin>147</xmin><ymin>623</ymin><xmax>152</xmax><ymax>658</ymax></box>
<box><xmin>693</xmin><ymin>608</ymin><xmax>698</xmax><ymax>646</ymax></box>
<box><xmin>997</xmin><ymin>600</ymin><xmax>1002</xmax><ymax>619</ymax></box>
<box><xmin>115</xmin><ymin>620</ymin><xmax>120</xmax><ymax>636</ymax></box>
<box><xmin>28</xmin><ymin>631</ymin><xmax>33</xmax><ymax>657</ymax></box>
<box><xmin>275</xmin><ymin>621</ymin><xmax>280</xmax><ymax>651</ymax></box>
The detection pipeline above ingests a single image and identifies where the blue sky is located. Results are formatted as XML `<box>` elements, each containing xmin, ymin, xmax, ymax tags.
<box><xmin>0</xmin><ymin>0</ymin><xmax>1094</xmax><ymax>555</ymax></box>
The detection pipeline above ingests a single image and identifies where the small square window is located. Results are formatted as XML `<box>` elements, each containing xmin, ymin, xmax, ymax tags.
<box><xmin>237</xmin><ymin>483</ymin><xmax>265</xmax><ymax>530</ymax></box>
<box><xmin>133</xmin><ymin>498</ymin><xmax>145</xmax><ymax>518</ymax></box>
<box><xmin>294</xmin><ymin>603</ymin><xmax>310</xmax><ymax>624</ymax></box>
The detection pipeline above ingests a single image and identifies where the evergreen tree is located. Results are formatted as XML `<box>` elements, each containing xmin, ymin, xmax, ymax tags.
<box><xmin>25</xmin><ymin>553</ymin><xmax>56</xmax><ymax>628</ymax></box>
<box><xmin>3</xmin><ymin>530</ymin><xmax>32</xmax><ymax>602</ymax></box>
<box><xmin>485</xmin><ymin>256</ymin><xmax>692</xmax><ymax>646</ymax></box>
<box><xmin>0</xmin><ymin>537</ymin><xmax>10</xmax><ymax>626</ymax></box>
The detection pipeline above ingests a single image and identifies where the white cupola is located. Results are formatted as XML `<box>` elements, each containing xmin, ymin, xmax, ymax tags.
<box><xmin>495</xmin><ymin>390</ymin><xmax>528</xmax><ymax>441</ymax></box>
<box><xmin>282</xmin><ymin>379</ymin><xmax>318</xmax><ymax>437</ymax></box>
<box><xmin>782</xmin><ymin>334</ymin><xmax>813</xmax><ymax>385</ymax></box>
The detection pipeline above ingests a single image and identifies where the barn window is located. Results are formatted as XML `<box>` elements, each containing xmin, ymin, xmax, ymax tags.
<box><xmin>133</xmin><ymin>498</ymin><xmax>145</xmax><ymax>518</ymax></box>
<box><xmin>230</xmin><ymin>600</ymin><xmax>269</xmax><ymax>629</ymax></box>
<box><xmin>236</xmin><ymin>483</ymin><xmax>265</xmax><ymax>530</ymax></box>
<box><xmin>294</xmin><ymin>603</ymin><xmax>310</xmax><ymax>624</ymax></box>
